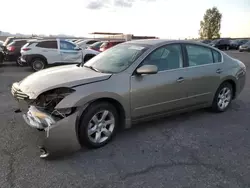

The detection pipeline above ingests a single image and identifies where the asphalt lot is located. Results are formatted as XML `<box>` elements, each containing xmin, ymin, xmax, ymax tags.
<box><xmin>0</xmin><ymin>51</ymin><xmax>250</xmax><ymax>188</ymax></box>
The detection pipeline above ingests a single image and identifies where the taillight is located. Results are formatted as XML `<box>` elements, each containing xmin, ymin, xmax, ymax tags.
<box><xmin>7</xmin><ymin>46</ymin><xmax>15</xmax><ymax>52</ymax></box>
<box><xmin>22</xmin><ymin>48</ymin><xmax>31</xmax><ymax>51</ymax></box>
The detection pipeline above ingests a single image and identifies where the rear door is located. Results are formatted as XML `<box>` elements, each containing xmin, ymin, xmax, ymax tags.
<box><xmin>59</xmin><ymin>40</ymin><xmax>82</xmax><ymax>63</ymax></box>
<box><xmin>36</xmin><ymin>40</ymin><xmax>61</xmax><ymax>64</ymax></box>
<box><xmin>182</xmin><ymin>43</ymin><xmax>223</xmax><ymax>105</ymax></box>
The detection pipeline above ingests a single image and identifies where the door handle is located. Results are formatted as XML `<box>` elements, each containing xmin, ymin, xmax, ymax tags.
<box><xmin>177</xmin><ymin>77</ymin><xmax>184</xmax><ymax>83</ymax></box>
<box><xmin>216</xmin><ymin>69</ymin><xmax>222</xmax><ymax>74</ymax></box>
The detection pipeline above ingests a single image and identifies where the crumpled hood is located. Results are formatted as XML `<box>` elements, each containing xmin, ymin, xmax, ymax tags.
<box><xmin>17</xmin><ymin>65</ymin><xmax>112</xmax><ymax>99</ymax></box>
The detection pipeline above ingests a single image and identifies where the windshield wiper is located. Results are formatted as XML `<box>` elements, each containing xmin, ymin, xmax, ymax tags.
<box><xmin>83</xmin><ymin>65</ymin><xmax>101</xmax><ymax>72</ymax></box>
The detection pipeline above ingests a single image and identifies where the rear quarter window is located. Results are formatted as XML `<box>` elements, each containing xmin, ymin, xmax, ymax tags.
<box><xmin>15</xmin><ymin>40</ymin><xmax>27</xmax><ymax>46</ymax></box>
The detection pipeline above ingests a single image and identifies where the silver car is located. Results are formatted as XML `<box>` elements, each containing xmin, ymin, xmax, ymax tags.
<box><xmin>11</xmin><ymin>39</ymin><xmax>246</xmax><ymax>158</ymax></box>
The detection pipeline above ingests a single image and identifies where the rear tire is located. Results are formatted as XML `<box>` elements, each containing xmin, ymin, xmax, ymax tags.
<box><xmin>16</xmin><ymin>57</ymin><xmax>24</xmax><ymax>66</ymax></box>
<box><xmin>78</xmin><ymin>102</ymin><xmax>119</xmax><ymax>149</ymax></box>
<box><xmin>211</xmin><ymin>82</ymin><xmax>233</xmax><ymax>112</ymax></box>
<box><xmin>31</xmin><ymin>58</ymin><xmax>46</xmax><ymax>71</ymax></box>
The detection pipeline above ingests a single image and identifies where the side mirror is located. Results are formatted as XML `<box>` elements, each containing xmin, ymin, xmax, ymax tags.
<box><xmin>136</xmin><ymin>65</ymin><xmax>158</xmax><ymax>75</ymax></box>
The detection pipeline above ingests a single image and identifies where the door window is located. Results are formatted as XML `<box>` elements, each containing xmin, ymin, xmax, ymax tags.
<box><xmin>60</xmin><ymin>41</ymin><xmax>76</xmax><ymax>50</ymax></box>
<box><xmin>186</xmin><ymin>44</ymin><xmax>213</xmax><ymax>67</ymax></box>
<box><xmin>36</xmin><ymin>41</ymin><xmax>58</xmax><ymax>49</ymax></box>
<box><xmin>141</xmin><ymin>44</ymin><xmax>183</xmax><ymax>71</ymax></box>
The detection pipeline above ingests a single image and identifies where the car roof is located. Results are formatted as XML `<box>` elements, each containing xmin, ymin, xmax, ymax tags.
<box><xmin>12</xmin><ymin>39</ymin><xmax>28</xmax><ymax>42</ymax></box>
<box><xmin>34</xmin><ymin>39</ymin><xmax>57</xmax><ymax>42</ymax></box>
<box><xmin>125</xmin><ymin>39</ymin><xmax>213</xmax><ymax>47</ymax></box>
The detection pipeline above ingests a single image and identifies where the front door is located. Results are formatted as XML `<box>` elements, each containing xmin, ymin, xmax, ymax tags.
<box><xmin>59</xmin><ymin>40</ymin><xmax>82</xmax><ymax>64</ymax></box>
<box><xmin>130</xmin><ymin>44</ymin><xmax>190</xmax><ymax>119</ymax></box>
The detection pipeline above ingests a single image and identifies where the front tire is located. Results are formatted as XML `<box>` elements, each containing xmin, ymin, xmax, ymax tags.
<box><xmin>31</xmin><ymin>58</ymin><xmax>46</xmax><ymax>71</ymax></box>
<box><xmin>211</xmin><ymin>82</ymin><xmax>233</xmax><ymax>112</ymax></box>
<box><xmin>78</xmin><ymin>102</ymin><xmax>119</xmax><ymax>148</ymax></box>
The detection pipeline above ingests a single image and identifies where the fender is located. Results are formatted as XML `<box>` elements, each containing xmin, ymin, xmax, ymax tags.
<box><xmin>25</xmin><ymin>54</ymin><xmax>48</xmax><ymax>64</ymax></box>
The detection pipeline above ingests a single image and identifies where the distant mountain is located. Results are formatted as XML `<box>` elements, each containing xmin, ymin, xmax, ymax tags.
<box><xmin>0</xmin><ymin>31</ymin><xmax>13</xmax><ymax>36</ymax></box>
<box><xmin>0</xmin><ymin>31</ymin><xmax>76</xmax><ymax>38</ymax></box>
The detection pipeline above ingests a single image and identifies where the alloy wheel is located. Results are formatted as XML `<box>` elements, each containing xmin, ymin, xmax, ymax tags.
<box><xmin>217</xmin><ymin>87</ymin><xmax>232</xmax><ymax>110</ymax></box>
<box><xmin>87</xmin><ymin>110</ymin><xmax>115</xmax><ymax>144</ymax></box>
<box><xmin>33</xmin><ymin>60</ymin><xmax>44</xmax><ymax>71</ymax></box>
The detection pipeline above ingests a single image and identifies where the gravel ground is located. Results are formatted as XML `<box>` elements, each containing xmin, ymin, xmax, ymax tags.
<box><xmin>0</xmin><ymin>51</ymin><xmax>250</xmax><ymax>188</ymax></box>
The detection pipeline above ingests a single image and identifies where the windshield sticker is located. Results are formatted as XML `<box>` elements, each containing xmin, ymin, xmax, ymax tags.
<box><xmin>128</xmin><ymin>46</ymin><xmax>145</xmax><ymax>50</ymax></box>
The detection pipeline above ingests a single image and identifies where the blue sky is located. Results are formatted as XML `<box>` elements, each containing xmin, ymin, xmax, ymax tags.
<box><xmin>1</xmin><ymin>0</ymin><xmax>250</xmax><ymax>38</ymax></box>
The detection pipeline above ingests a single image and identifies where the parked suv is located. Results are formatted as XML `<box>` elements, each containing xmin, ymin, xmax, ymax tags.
<box><xmin>209</xmin><ymin>39</ymin><xmax>231</xmax><ymax>50</ymax></box>
<box><xmin>99</xmin><ymin>40</ymin><xmax>125</xmax><ymax>52</ymax></box>
<box><xmin>20</xmin><ymin>39</ymin><xmax>100</xmax><ymax>71</ymax></box>
<box><xmin>4</xmin><ymin>39</ymin><xmax>28</xmax><ymax>65</ymax></box>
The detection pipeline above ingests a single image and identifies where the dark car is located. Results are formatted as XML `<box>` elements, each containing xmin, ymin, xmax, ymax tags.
<box><xmin>4</xmin><ymin>39</ymin><xmax>28</xmax><ymax>64</ymax></box>
<box><xmin>209</xmin><ymin>38</ymin><xmax>231</xmax><ymax>50</ymax></box>
<box><xmin>239</xmin><ymin>41</ymin><xmax>250</xmax><ymax>52</ymax></box>
<box><xmin>230</xmin><ymin>39</ymin><xmax>249</xmax><ymax>50</ymax></box>
<box><xmin>2</xmin><ymin>37</ymin><xmax>42</xmax><ymax>50</ymax></box>
<box><xmin>200</xmin><ymin>39</ymin><xmax>211</xmax><ymax>44</ymax></box>
<box><xmin>0</xmin><ymin>46</ymin><xmax>4</xmax><ymax>63</ymax></box>
<box><xmin>3</xmin><ymin>37</ymin><xmax>27</xmax><ymax>49</ymax></box>
<box><xmin>99</xmin><ymin>40</ymin><xmax>125</xmax><ymax>52</ymax></box>
<box><xmin>87</xmin><ymin>41</ymin><xmax>104</xmax><ymax>52</ymax></box>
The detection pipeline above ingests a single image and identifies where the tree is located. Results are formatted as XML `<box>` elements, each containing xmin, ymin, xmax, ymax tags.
<box><xmin>199</xmin><ymin>7</ymin><xmax>222</xmax><ymax>39</ymax></box>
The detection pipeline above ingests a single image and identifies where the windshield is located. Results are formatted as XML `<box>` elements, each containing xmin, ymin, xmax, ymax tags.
<box><xmin>84</xmin><ymin>43</ymin><xmax>149</xmax><ymax>73</ymax></box>
<box><xmin>90</xmin><ymin>41</ymin><xmax>103</xmax><ymax>48</ymax></box>
<box><xmin>245</xmin><ymin>41</ymin><xmax>250</xmax><ymax>46</ymax></box>
<box><xmin>231</xmin><ymin>40</ymin><xmax>239</xmax><ymax>44</ymax></box>
<box><xmin>3</xmin><ymin>38</ymin><xmax>14</xmax><ymax>46</ymax></box>
<box><xmin>210</xmin><ymin>39</ymin><xmax>219</xmax><ymax>44</ymax></box>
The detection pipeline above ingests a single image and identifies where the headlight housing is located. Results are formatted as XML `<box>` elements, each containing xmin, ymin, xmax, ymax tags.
<box><xmin>34</xmin><ymin>87</ymin><xmax>75</xmax><ymax>117</ymax></box>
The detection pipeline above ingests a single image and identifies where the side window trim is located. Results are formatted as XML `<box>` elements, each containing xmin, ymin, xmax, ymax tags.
<box><xmin>212</xmin><ymin>49</ymin><xmax>223</xmax><ymax>63</ymax></box>
<box><xmin>132</xmin><ymin>43</ymin><xmax>185</xmax><ymax>75</ymax></box>
<box><xmin>180</xmin><ymin>43</ymin><xmax>188</xmax><ymax>67</ymax></box>
<box><xmin>211</xmin><ymin>49</ymin><xmax>215</xmax><ymax>63</ymax></box>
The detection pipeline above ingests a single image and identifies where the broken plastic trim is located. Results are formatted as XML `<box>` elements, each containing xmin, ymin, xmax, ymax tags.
<box><xmin>39</xmin><ymin>146</ymin><xmax>49</xmax><ymax>158</ymax></box>
<box><xmin>23</xmin><ymin>106</ymin><xmax>56</xmax><ymax>130</ymax></box>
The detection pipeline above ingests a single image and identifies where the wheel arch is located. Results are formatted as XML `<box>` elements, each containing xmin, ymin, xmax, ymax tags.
<box><xmin>30</xmin><ymin>54</ymin><xmax>48</xmax><ymax>64</ymax></box>
<box><xmin>75</xmin><ymin>97</ymin><xmax>126</xmax><ymax>143</ymax></box>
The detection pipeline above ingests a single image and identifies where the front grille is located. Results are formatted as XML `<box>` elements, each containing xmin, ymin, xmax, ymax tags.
<box><xmin>11</xmin><ymin>83</ymin><xmax>29</xmax><ymax>100</ymax></box>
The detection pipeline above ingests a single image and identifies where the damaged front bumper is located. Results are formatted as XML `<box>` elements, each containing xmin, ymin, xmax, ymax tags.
<box><xmin>22</xmin><ymin>105</ymin><xmax>82</xmax><ymax>158</ymax></box>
